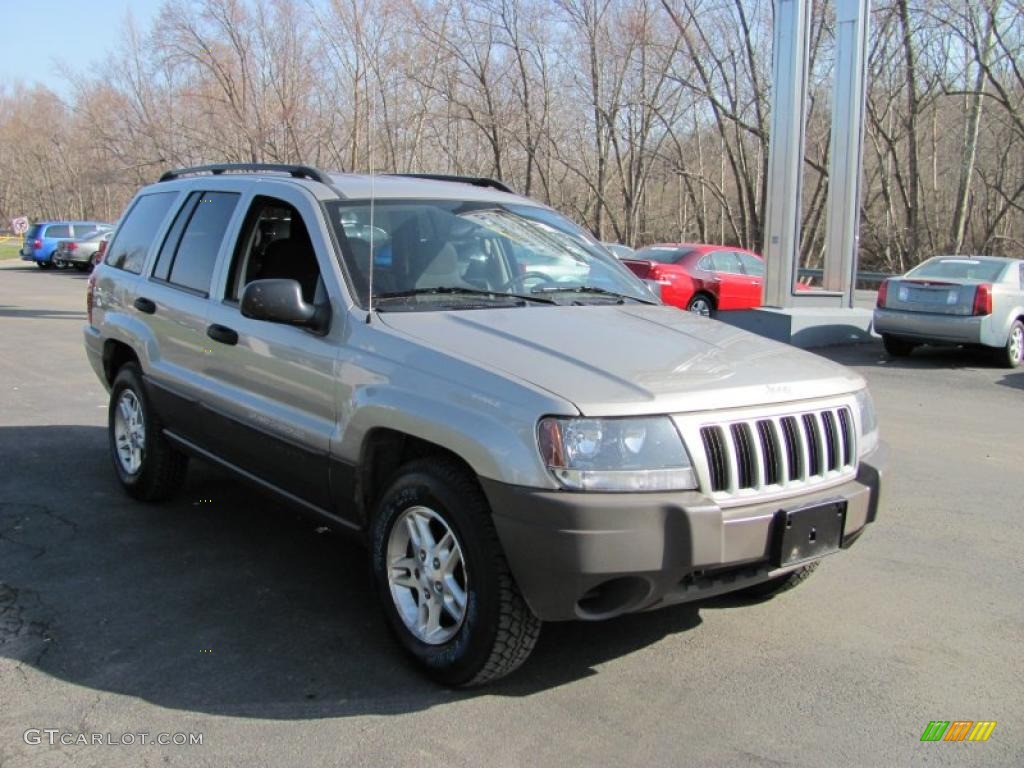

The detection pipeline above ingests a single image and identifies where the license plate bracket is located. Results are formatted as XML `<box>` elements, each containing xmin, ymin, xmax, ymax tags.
<box><xmin>770</xmin><ymin>500</ymin><xmax>846</xmax><ymax>568</ymax></box>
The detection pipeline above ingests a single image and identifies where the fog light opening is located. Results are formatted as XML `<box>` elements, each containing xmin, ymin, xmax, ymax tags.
<box><xmin>575</xmin><ymin>577</ymin><xmax>651</xmax><ymax>619</ymax></box>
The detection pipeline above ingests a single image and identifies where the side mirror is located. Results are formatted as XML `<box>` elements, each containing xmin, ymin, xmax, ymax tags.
<box><xmin>240</xmin><ymin>279</ymin><xmax>327</xmax><ymax>331</ymax></box>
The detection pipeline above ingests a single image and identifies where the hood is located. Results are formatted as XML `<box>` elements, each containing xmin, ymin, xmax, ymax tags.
<box><xmin>378</xmin><ymin>305</ymin><xmax>864</xmax><ymax>416</ymax></box>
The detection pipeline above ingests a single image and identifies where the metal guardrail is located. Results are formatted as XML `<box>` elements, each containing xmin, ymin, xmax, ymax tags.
<box><xmin>797</xmin><ymin>268</ymin><xmax>892</xmax><ymax>287</ymax></box>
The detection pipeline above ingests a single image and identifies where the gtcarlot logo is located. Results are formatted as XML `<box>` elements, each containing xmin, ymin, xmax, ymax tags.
<box><xmin>23</xmin><ymin>730</ymin><xmax>203</xmax><ymax>747</ymax></box>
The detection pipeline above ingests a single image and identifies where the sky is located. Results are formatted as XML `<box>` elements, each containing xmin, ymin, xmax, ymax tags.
<box><xmin>0</xmin><ymin>0</ymin><xmax>165</xmax><ymax>98</ymax></box>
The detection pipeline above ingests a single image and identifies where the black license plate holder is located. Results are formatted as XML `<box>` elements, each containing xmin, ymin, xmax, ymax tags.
<box><xmin>771</xmin><ymin>499</ymin><xmax>846</xmax><ymax>568</ymax></box>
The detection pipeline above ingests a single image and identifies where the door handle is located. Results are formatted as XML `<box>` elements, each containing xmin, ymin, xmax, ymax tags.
<box><xmin>134</xmin><ymin>297</ymin><xmax>156</xmax><ymax>314</ymax></box>
<box><xmin>207</xmin><ymin>324</ymin><xmax>239</xmax><ymax>346</ymax></box>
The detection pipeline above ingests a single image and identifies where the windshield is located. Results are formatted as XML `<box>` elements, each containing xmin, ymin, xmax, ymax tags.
<box><xmin>325</xmin><ymin>200</ymin><xmax>655</xmax><ymax>310</ymax></box>
<box><xmin>908</xmin><ymin>257</ymin><xmax>1006</xmax><ymax>282</ymax></box>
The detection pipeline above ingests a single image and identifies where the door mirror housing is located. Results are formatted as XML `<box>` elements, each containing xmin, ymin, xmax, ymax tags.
<box><xmin>240</xmin><ymin>279</ymin><xmax>328</xmax><ymax>331</ymax></box>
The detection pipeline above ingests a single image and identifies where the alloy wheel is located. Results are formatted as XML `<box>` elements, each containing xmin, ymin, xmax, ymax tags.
<box><xmin>386</xmin><ymin>505</ymin><xmax>468</xmax><ymax>645</ymax></box>
<box><xmin>113</xmin><ymin>389</ymin><xmax>146</xmax><ymax>475</ymax></box>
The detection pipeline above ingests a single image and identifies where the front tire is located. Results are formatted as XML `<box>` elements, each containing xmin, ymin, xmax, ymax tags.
<box><xmin>108</xmin><ymin>363</ymin><xmax>188</xmax><ymax>501</ymax></box>
<box><xmin>370</xmin><ymin>457</ymin><xmax>540</xmax><ymax>686</ymax></box>
<box><xmin>998</xmin><ymin>320</ymin><xmax>1024</xmax><ymax>368</ymax></box>
<box><xmin>882</xmin><ymin>334</ymin><xmax>916</xmax><ymax>357</ymax></box>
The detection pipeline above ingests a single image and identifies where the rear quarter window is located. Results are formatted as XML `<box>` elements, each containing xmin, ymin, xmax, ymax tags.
<box><xmin>44</xmin><ymin>224</ymin><xmax>70</xmax><ymax>238</ymax></box>
<box><xmin>106</xmin><ymin>192</ymin><xmax>178</xmax><ymax>274</ymax></box>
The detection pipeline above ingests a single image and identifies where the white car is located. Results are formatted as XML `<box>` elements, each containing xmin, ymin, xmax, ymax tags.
<box><xmin>874</xmin><ymin>255</ymin><xmax>1024</xmax><ymax>367</ymax></box>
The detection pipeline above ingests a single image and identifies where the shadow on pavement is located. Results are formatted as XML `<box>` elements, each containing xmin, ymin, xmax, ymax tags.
<box><xmin>817</xmin><ymin>340</ymin><xmax>1002</xmax><ymax>370</ymax></box>
<box><xmin>0</xmin><ymin>305</ymin><xmax>87</xmax><ymax>320</ymax></box>
<box><xmin>997</xmin><ymin>371</ymin><xmax>1024</xmax><ymax>390</ymax></box>
<box><xmin>0</xmin><ymin>425</ymin><xmax>702</xmax><ymax>719</ymax></box>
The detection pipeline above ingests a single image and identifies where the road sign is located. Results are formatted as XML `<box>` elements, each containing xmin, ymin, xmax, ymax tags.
<box><xmin>11</xmin><ymin>217</ymin><xmax>29</xmax><ymax>236</ymax></box>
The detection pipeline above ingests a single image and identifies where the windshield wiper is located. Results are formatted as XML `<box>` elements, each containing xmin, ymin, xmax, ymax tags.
<box><xmin>530</xmin><ymin>285</ymin><xmax>656</xmax><ymax>304</ymax></box>
<box><xmin>375</xmin><ymin>286</ymin><xmax>558</xmax><ymax>305</ymax></box>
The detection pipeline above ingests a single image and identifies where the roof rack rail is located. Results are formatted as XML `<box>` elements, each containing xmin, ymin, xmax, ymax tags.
<box><xmin>388</xmin><ymin>173</ymin><xmax>516</xmax><ymax>195</ymax></box>
<box><xmin>158</xmin><ymin>163</ymin><xmax>335</xmax><ymax>186</ymax></box>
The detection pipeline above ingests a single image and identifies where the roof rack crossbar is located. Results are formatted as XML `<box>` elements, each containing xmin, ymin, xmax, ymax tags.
<box><xmin>158</xmin><ymin>163</ymin><xmax>335</xmax><ymax>186</ymax></box>
<box><xmin>387</xmin><ymin>173</ymin><xmax>515</xmax><ymax>195</ymax></box>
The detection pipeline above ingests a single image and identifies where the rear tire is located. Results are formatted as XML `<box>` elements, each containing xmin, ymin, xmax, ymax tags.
<box><xmin>36</xmin><ymin>261</ymin><xmax>51</xmax><ymax>270</ymax></box>
<box><xmin>370</xmin><ymin>457</ymin><xmax>540</xmax><ymax>686</ymax></box>
<box><xmin>73</xmin><ymin>262</ymin><xmax>90</xmax><ymax>272</ymax></box>
<box><xmin>686</xmin><ymin>293</ymin><xmax>715</xmax><ymax>318</ymax></box>
<box><xmin>108</xmin><ymin>363</ymin><xmax>188</xmax><ymax>501</ymax></box>
<box><xmin>739</xmin><ymin>561</ymin><xmax>820</xmax><ymax>599</ymax></box>
<box><xmin>882</xmin><ymin>334</ymin><xmax>916</xmax><ymax>358</ymax></box>
<box><xmin>997</xmin><ymin>320</ymin><xmax>1024</xmax><ymax>369</ymax></box>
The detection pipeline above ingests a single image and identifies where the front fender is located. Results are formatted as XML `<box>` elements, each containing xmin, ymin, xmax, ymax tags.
<box><xmin>338</xmin><ymin>384</ymin><xmax>564</xmax><ymax>489</ymax></box>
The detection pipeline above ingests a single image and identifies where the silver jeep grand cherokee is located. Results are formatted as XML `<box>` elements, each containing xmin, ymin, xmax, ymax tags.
<box><xmin>84</xmin><ymin>164</ymin><xmax>886</xmax><ymax>686</ymax></box>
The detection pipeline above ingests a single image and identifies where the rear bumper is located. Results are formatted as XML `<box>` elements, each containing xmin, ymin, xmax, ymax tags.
<box><xmin>873</xmin><ymin>308</ymin><xmax>986</xmax><ymax>345</ymax></box>
<box><xmin>484</xmin><ymin>443</ymin><xmax>887</xmax><ymax>622</ymax></box>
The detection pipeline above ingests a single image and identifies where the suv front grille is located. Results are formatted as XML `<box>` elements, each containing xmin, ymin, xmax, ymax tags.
<box><xmin>697</xmin><ymin>406</ymin><xmax>856</xmax><ymax>497</ymax></box>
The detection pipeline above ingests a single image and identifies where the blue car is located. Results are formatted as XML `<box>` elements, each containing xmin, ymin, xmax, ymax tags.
<box><xmin>21</xmin><ymin>221</ymin><xmax>111</xmax><ymax>269</ymax></box>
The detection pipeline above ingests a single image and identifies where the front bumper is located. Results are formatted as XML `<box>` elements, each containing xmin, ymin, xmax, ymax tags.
<box><xmin>484</xmin><ymin>443</ymin><xmax>888</xmax><ymax>621</ymax></box>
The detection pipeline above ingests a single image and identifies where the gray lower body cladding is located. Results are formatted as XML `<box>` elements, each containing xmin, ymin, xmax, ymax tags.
<box><xmin>483</xmin><ymin>444</ymin><xmax>887</xmax><ymax>622</ymax></box>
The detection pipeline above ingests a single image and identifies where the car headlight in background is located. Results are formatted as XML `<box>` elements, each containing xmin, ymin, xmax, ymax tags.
<box><xmin>854</xmin><ymin>388</ymin><xmax>879</xmax><ymax>456</ymax></box>
<box><xmin>538</xmin><ymin>416</ymin><xmax>697</xmax><ymax>491</ymax></box>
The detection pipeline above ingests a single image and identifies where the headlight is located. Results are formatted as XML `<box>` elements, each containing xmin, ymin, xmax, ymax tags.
<box><xmin>854</xmin><ymin>389</ymin><xmax>879</xmax><ymax>456</ymax></box>
<box><xmin>538</xmin><ymin>416</ymin><xmax>697</xmax><ymax>491</ymax></box>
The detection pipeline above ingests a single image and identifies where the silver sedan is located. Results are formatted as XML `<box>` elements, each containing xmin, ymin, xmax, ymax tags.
<box><xmin>874</xmin><ymin>255</ymin><xmax>1024</xmax><ymax>367</ymax></box>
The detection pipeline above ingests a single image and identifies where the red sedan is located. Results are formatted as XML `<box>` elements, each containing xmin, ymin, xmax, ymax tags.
<box><xmin>621</xmin><ymin>243</ymin><xmax>765</xmax><ymax>316</ymax></box>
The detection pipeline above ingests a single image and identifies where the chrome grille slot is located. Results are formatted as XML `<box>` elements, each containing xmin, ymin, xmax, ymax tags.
<box><xmin>781</xmin><ymin>416</ymin><xmax>802</xmax><ymax>481</ymax></box>
<box><xmin>837</xmin><ymin>408</ymin><xmax>854</xmax><ymax>465</ymax></box>
<box><xmin>694</xmin><ymin>406</ymin><xmax>857</xmax><ymax>501</ymax></box>
<box><xmin>756</xmin><ymin>420</ymin><xmax>780</xmax><ymax>486</ymax></box>
<box><xmin>730</xmin><ymin>422</ymin><xmax>756</xmax><ymax>489</ymax></box>
<box><xmin>700</xmin><ymin>426</ymin><xmax>730</xmax><ymax>492</ymax></box>
<box><xmin>802</xmin><ymin>414</ymin><xmax>822</xmax><ymax>476</ymax></box>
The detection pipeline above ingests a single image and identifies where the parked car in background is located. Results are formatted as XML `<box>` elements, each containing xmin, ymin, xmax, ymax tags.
<box><xmin>602</xmin><ymin>242</ymin><xmax>635</xmax><ymax>259</ymax></box>
<box><xmin>874</xmin><ymin>255</ymin><xmax>1024</xmax><ymax>367</ymax></box>
<box><xmin>622</xmin><ymin>243</ymin><xmax>765</xmax><ymax>316</ymax></box>
<box><xmin>53</xmin><ymin>229</ymin><xmax>113</xmax><ymax>272</ymax></box>
<box><xmin>21</xmin><ymin>221</ymin><xmax>111</xmax><ymax>268</ymax></box>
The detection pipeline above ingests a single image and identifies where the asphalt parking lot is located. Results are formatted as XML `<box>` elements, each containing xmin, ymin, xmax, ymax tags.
<box><xmin>1</xmin><ymin>260</ymin><xmax>1021</xmax><ymax>767</ymax></box>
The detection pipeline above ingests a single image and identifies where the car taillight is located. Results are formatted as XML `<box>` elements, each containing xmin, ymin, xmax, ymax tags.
<box><xmin>68</xmin><ymin>242</ymin><xmax>77</xmax><ymax>251</ymax></box>
<box><xmin>33</xmin><ymin>239</ymin><xmax>41</xmax><ymax>249</ymax></box>
<box><xmin>876</xmin><ymin>279</ymin><xmax>889</xmax><ymax>308</ymax></box>
<box><xmin>648</xmin><ymin>265</ymin><xmax>670</xmax><ymax>284</ymax></box>
<box><xmin>86</xmin><ymin>272</ymin><xmax>97</xmax><ymax>325</ymax></box>
<box><xmin>972</xmin><ymin>283</ymin><xmax>993</xmax><ymax>316</ymax></box>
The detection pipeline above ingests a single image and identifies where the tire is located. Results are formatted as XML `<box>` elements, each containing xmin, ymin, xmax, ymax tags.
<box><xmin>882</xmin><ymin>334</ymin><xmax>916</xmax><ymax>357</ymax></box>
<box><xmin>370</xmin><ymin>457</ymin><xmax>541</xmax><ymax>687</ymax></box>
<box><xmin>73</xmin><ymin>262</ymin><xmax>90</xmax><ymax>272</ymax></box>
<box><xmin>998</xmin><ymin>319</ymin><xmax>1024</xmax><ymax>369</ymax></box>
<box><xmin>686</xmin><ymin>293</ymin><xmax>715</xmax><ymax>317</ymax></box>
<box><xmin>108</xmin><ymin>363</ymin><xmax>188</xmax><ymax>501</ymax></box>
<box><xmin>738</xmin><ymin>561</ymin><xmax>820</xmax><ymax>599</ymax></box>
<box><xmin>36</xmin><ymin>260</ymin><xmax>51</xmax><ymax>270</ymax></box>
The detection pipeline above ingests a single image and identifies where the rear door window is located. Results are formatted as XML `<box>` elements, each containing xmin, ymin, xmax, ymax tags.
<box><xmin>45</xmin><ymin>224</ymin><xmax>70</xmax><ymax>238</ymax></box>
<box><xmin>710</xmin><ymin>251</ymin><xmax>743</xmax><ymax>274</ymax></box>
<box><xmin>106</xmin><ymin>192</ymin><xmax>178</xmax><ymax>274</ymax></box>
<box><xmin>737</xmin><ymin>252</ymin><xmax>765</xmax><ymax>276</ymax></box>
<box><xmin>163</xmin><ymin>192</ymin><xmax>240</xmax><ymax>295</ymax></box>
